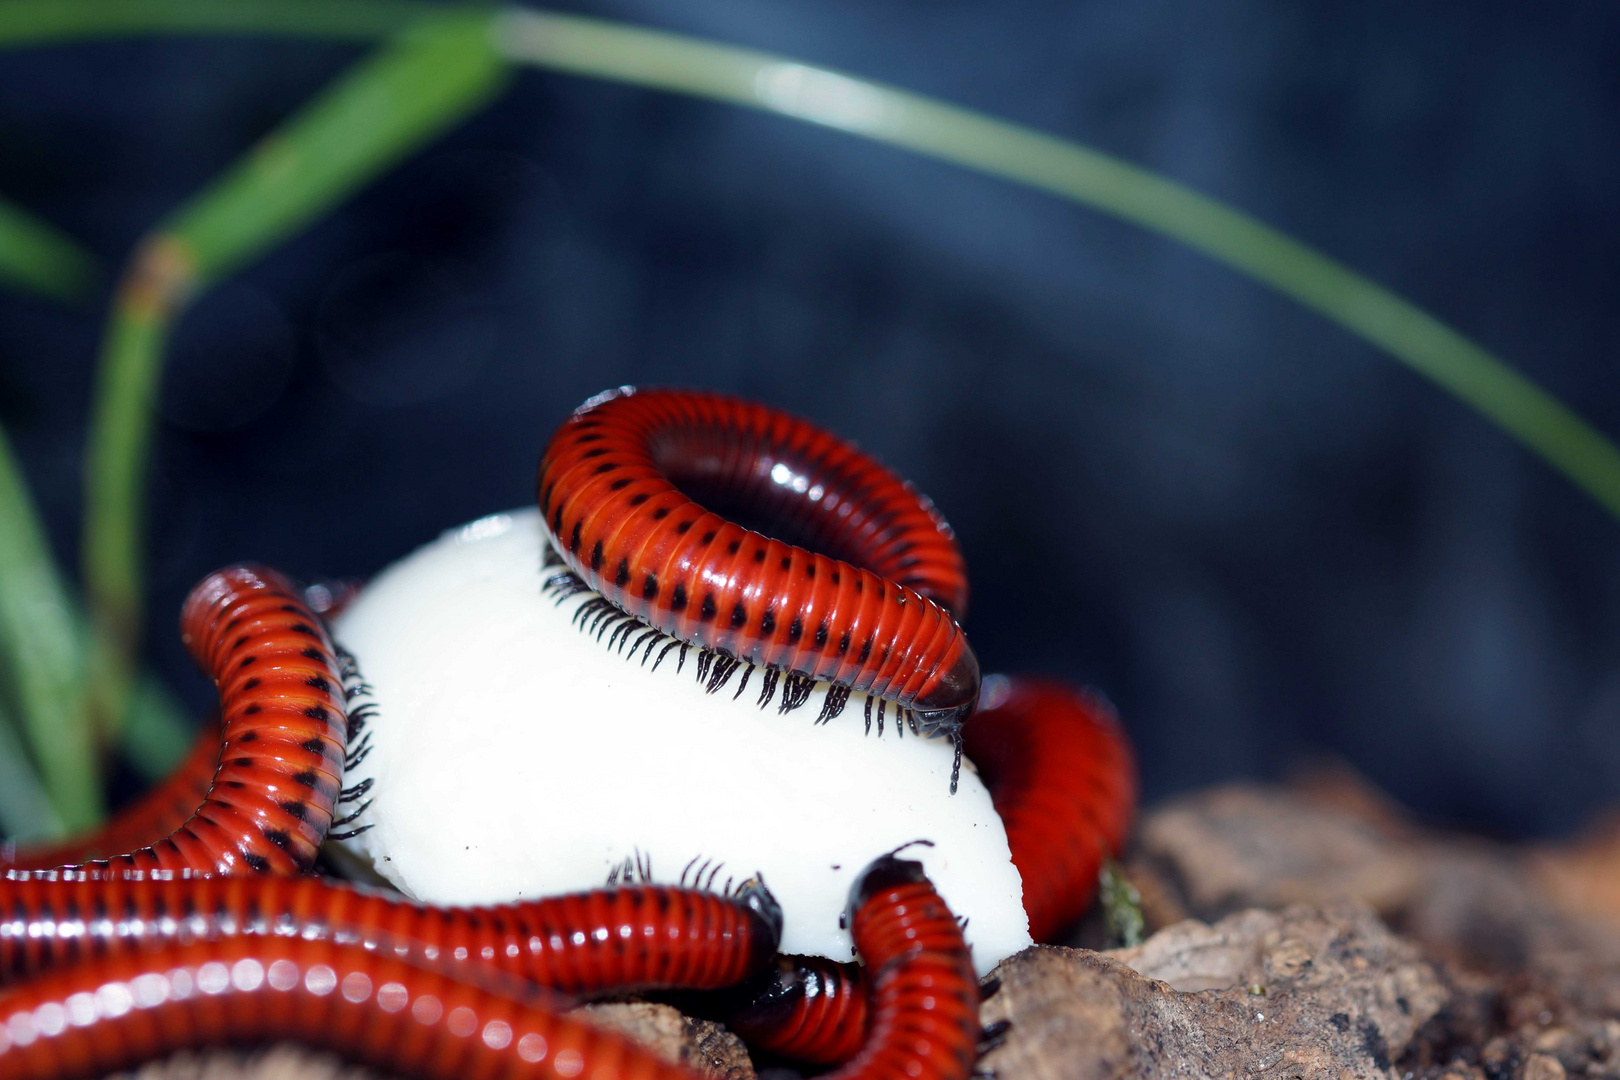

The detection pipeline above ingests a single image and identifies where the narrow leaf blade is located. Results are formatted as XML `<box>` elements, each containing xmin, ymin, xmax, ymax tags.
<box><xmin>0</xmin><ymin>197</ymin><xmax>97</xmax><ymax>302</ymax></box>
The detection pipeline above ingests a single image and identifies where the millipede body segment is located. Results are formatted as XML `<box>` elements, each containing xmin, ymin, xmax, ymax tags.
<box><xmin>58</xmin><ymin>565</ymin><xmax>352</xmax><ymax>876</ymax></box>
<box><xmin>0</xmin><ymin>937</ymin><xmax>701</xmax><ymax>1080</ymax></box>
<box><xmin>0</xmin><ymin>873</ymin><xmax>782</xmax><ymax>997</ymax></box>
<box><xmin>962</xmin><ymin>677</ymin><xmax>1137</xmax><ymax>943</ymax></box>
<box><xmin>536</xmin><ymin>388</ymin><xmax>980</xmax><ymax>734</ymax></box>
<box><xmin>725</xmin><ymin>954</ymin><xmax>868</xmax><ymax>1066</ymax></box>
<box><xmin>818</xmin><ymin>855</ymin><xmax>980</xmax><ymax>1080</ymax></box>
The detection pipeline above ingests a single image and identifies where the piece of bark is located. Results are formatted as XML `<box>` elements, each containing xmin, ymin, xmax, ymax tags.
<box><xmin>1128</xmin><ymin>775</ymin><xmax>1620</xmax><ymax>1080</ymax></box>
<box><xmin>980</xmin><ymin>899</ymin><xmax>1447</xmax><ymax>1080</ymax></box>
<box><xmin>106</xmin><ymin>1047</ymin><xmax>375</xmax><ymax>1080</ymax></box>
<box><xmin>1132</xmin><ymin>784</ymin><xmax>1424</xmax><ymax>922</ymax></box>
<box><xmin>574</xmin><ymin>1002</ymin><xmax>754</xmax><ymax>1080</ymax></box>
<box><xmin>1130</xmin><ymin>780</ymin><xmax>1620</xmax><ymax>989</ymax></box>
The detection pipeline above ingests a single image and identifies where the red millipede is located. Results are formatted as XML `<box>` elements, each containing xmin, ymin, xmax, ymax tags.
<box><xmin>726</xmin><ymin>953</ymin><xmax>868</xmax><ymax>1066</ymax></box>
<box><xmin>963</xmin><ymin>676</ymin><xmax>1137</xmax><ymax>943</ymax></box>
<box><xmin>535</xmin><ymin>388</ymin><xmax>981</xmax><ymax>745</ymax></box>
<box><xmin>725</xmin><ymin>675</ymin><xmax>1138</xmax><ymax>1063</ymax></box>
<box><xmin>42</xmin><ymin>565</ymin><xmax>351</xmax><ymax>877</ymax></box>
<box><xmin>819</xmin><ymin>854</ymin><xmax>980</xmax><ymax>1080</ymax></box>
<box><xmin>0</xmin><ymin>872</ymin><xmax>781</xmax><ymax>998</ymax></box>
<box><xmin>0</xmin><ymin>936</ymin><xmax>701</xmax><ymax>1080</ymax></box>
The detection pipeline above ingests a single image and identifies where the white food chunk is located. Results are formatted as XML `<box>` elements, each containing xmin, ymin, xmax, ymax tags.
<box><xmin>333</xmin><ymin>509</ymin><xmax>1029</xmax><ymax>975</ymax></box>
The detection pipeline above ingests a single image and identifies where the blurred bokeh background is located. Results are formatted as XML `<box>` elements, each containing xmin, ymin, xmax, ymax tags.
<box><xmin>0</xmin><ymin>1</ymin><xmax>1615</xmax><ymax>839</ymax></box>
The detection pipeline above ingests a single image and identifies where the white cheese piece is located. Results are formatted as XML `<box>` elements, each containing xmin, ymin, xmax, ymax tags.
<box><xmin>333</xmin><ymin>509</ymin><xmax>1029</xmax><ymax>976</ymax></box>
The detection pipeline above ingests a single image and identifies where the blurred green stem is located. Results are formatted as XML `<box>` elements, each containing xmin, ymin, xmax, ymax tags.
<box><xmin>81</xmin><ymin>12</ymin><xmax>508</xmax><ymax>735</ymax></box>
<box><xmin>0</xmin><ymin>425</ymin><xmax>101</xmax><ymax>831</ymax></box>
<box><xmin>0</xmin><ymin>197</ymin><xmax>98</xmax><ymax>302</ymax></box>
<box><xmin>82</xmin><ymin>246</ymin><xmax>185</xmax><ymax>741</ymax></box>
<box><xmin>0</xmin><ymin>0</ymin><xmax>448</xmax><ymax>45</ymax></box>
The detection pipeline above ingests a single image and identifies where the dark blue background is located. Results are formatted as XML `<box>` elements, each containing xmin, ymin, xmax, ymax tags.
<box><xmin>1</xmin><ymin>2</ymin><xmax>1616</xmax><ymax>837</ymax></box>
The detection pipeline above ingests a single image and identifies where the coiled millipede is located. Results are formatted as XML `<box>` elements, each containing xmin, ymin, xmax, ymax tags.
<box><xmin>0</xmin><ymin>388</ymin><xmax>1136</xmax><ymax>1080</ymax></box>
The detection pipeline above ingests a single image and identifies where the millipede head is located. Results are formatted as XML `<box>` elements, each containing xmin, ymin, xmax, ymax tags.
<box><xmin>847</xmin><ymin>850</ymin><xmax>931</xmax><ymax>917</ymax></box>
<box><xmin>735</xmin><ymin>874</ymin><xmax>785</xmax><ymax>961</ymax></box>
<box><xmin>912</xmin><ymin>645</ymin><xmax>981</xmax><ymax>738</ymax></box>
<box><xmin>729</xmin><ymin>954</ymin><xmax>806</xmax><ymax>1027</ymax></box>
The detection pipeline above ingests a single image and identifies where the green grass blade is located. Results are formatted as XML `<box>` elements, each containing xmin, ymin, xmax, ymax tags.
<box><xmin>0</xmin><ymin>0</ymin><xmax>444</xmax><ymax>46</ymax></box>
<box><xmin>492</xmin><ymin>8</ymin><xmax>1620</xmax><ymax>521</ymax></box>
<box><xmin>0</xmin><ymin>424</ymin><xmax>101</xmax><ymax>831</ymax></box>
<box><xmin>0</xmin><ymin>196</ymin><xmax>98</xmax><ymax>302</ymax></box>
<box><xmin>0</xmin><ymin>694</ymin><xmax>65</xmax><ymax>842</ymax></box>
<box><xmin>82</xmin><ymin>12</ymin><xmax>510</xmax><ymax>736</ymax></box>
<box><xmin>167</xmin><ymin>14</ymin><xmax>510</xmax><ymax>281</ymax></box>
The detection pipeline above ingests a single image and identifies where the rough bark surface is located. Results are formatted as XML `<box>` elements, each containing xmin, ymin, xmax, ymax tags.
<box><xmin>980</xmin><ymin>900</ymin><xmax>1447</xmax><ymax>1080</ymax></box>
<box><xmin>1130</xmin><ymin>773</ymin><xmax>1620</xmax><ymax>1080</ymax></box>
